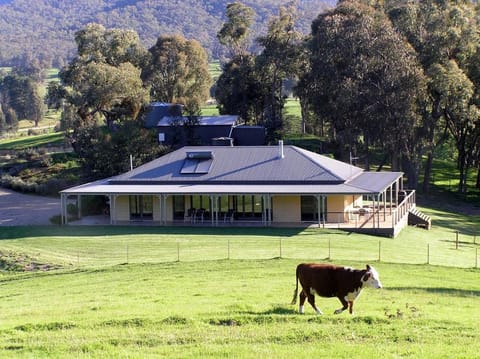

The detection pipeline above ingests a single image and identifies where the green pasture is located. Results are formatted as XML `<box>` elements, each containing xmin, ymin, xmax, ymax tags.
<box><xmin>0</xmin><ymin>204</ymin><xmax>479</xmax><ymax>358</ymax></box>
<box><xmin>0</xmin><ymin>257</ymin><xmax>478</xmax><ymax>358</ymax></box>
<box><xmin>0</xmin><ymin>132</ymin><xmax>65</xmax><ymax>150</ymax></box>
<box><xmin>209</xmin><ymin>61</ymin><xmax>222</xmax><ymax>80</ymax></box>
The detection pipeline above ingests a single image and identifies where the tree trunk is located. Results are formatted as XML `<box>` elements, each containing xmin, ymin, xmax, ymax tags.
<box><xmin>422</xmin><ymin>152</ymin><xmax>434</xmax><ymax>193</ymax></box>
<box><xmin>364</xmin><ymin>133</ymin><xmax>370</xmax><ymax>171</ymax></box>
<box><xmin>299</xmin><ymin>98</ymin><xmax>307</xmax><ymax>135</ymax></box>
<box><xmin>401</xmin><ymin>156</ymin><xmax>419</xmax><ymax>190</ymax></box>
<box><xmin>457</xmin><ymin>150</ymin><xmax>467</xmax><ymax>193</ymax></box>
<box><xmin>476</xmin><ymin>166</ymin><xmax>480</xmax><ymax>189</ymax></box>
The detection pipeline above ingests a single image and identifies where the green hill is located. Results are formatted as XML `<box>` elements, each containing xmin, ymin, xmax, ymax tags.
<box><xmin>0</xmin><ymin>0</ymin><xmax>334</xmax><ymax>67</ymax></box>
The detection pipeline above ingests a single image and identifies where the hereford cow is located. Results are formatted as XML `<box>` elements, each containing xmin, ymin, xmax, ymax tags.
<box><xmin>291</xmin><ymin>263</ymin><xmax>382</xmax><ymax>315</ymax></box>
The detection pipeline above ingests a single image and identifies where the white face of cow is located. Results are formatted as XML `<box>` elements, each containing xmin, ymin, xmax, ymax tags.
<box><xmin>363</xmin><ymin>265</ymin><xmax>382</xmax><ymax>289</ymax></box>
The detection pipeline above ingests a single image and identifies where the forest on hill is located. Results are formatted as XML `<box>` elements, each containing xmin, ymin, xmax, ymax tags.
<box><xmin>0</xmin><ymin>0</ymin><xmax>334</xmax><ymax>67</ymax></box>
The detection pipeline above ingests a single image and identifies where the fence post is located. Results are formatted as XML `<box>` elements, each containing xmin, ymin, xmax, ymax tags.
<box><xmin>427</xmin><ymin>244</ymin><xmax>430</xmax><ymax>265</ymax></box>
<box><xmin>456</xmin><ymin>231</ymin><xmax>459</xmax><ymax>249</ymax></box>
<box><xmin>378</xmin><ymin>240</ymin><xmax>381</xmax><ymax>262</ymax></box>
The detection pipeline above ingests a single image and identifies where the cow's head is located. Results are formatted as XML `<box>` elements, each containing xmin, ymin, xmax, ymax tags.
<box><xmin>362</xmin><ymin>264</ymin><xmax>382</xmax><ymax>289</ymax></box>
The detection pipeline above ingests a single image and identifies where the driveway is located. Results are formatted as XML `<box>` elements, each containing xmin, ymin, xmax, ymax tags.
<box><xmin>0</xmin><ymin>187</ymin><xmax>61</xmax><ymax>226</ymax></box>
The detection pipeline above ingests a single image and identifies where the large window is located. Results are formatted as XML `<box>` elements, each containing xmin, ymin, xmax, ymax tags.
<box><xmin>234</xmin><ymin>195</ymin><xmax>263</xmax><ymax>219</ymax></box>
<box><xmin>173</xmin><ymin>196</ymin><xmax>185</xmax><ymax>220</ymax></box>
<box><xmin>301</xmin><ymin>196</ymin><xmax>325</xmax><ymax>222</ymax></box>
<box><xmin>129</xmin><ymin>195</ymin><xmax>153</xmax><ymax>220</ymax></box>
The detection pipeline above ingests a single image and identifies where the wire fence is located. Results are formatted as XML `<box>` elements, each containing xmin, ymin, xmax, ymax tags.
<box><xmin>60</xmin><ymin>232</ymin><xmax>480</xmax><ymax>269</ymax></box>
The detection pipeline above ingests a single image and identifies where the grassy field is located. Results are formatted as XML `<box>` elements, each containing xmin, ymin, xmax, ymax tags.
<box><xmin>0</xmin><ymin>204</ymin><xmax>479</xmax><ymax>357</ymax></box>
<box><xmin>0</xmin><ymin>132</ymin><xmax>66</xmax><ymax>150</ymax></box>
<box><xmin>0</xmin><ymin>257</ymin><xmax>478</xmax><ymax>358</ymax></box>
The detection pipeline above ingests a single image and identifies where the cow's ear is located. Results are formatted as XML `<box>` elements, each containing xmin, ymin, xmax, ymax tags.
<box><xmin>366</xmin><ymin>264</ymin><xmax>371</xmax><ymax>271</ymax></box>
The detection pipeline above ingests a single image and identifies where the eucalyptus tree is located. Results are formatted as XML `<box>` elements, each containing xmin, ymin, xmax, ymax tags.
<box><xmin>56</xmin><ymin>24</ymin><xmax>154</xmax><ymax>179</ymax></box>
<box><xmin>255</xmin><ymin>3</ymin><xmax>304</xmax><ymax>143</ymax></box>
<box><xmin>74</xmin><ymin>120</ymin><xmax>163</xmax><ymax>180</ymax></box>
<box><xmin>305</xmin><ymin>0</ymin><xmax>426</xmax><ymax>186</ymax></box>
<box><xmin>0</xmin><ymin>72</ymin><xmax>44</xmax><ymax>127</ymax></box>
<box><xmin>141</xmin><ymin>35</ymin><xmax>212</xmax><ymax>115</ymax></box>
<box><xmin>215</xmin><ymin>54</ymin><xmax>264</xmax><ymax>124</ymax></box>
<box><xmin>0</xmin><ymin>104</ymin><xmax>18</xmax><ymax>134</ymax></box>
<box><xmin>428</xmin><ymin>61</ymin><xmax>480</xmax><ymax>193</ymax></box>
<box><xmin>386</xmin><ymin>0</ymin><xmax>480</xmax><ymax>193</ymax></box>
<box><xmin>217</xmin><ymin>2</ymin><xmax>255</xmax><ymax>60</ymax></box>
<box><xmin>59</xmin><ymin>23</ymin><xmax>150</xmax><ymax>132</ymax></box>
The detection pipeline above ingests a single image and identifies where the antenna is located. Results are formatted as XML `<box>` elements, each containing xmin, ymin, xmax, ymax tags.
<box><xmin>349</xmin><ymin>152</ymin><xmax>359</xmax><ymax>165</ymax></box>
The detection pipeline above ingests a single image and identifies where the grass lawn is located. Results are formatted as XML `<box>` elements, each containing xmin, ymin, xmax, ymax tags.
<box><xmin>0</xmin><ymin>204</ymin><xmax>479</xmax><ymax>357</ymax></box>
<box><xmin>0</xmin><ymin>132</ymin><xmax>66</xmax><ymax>150</ymax></box>
<box><xmin>0</xmin><ymin>258</ymin><xmax>478</xmax><ymax>358</ymax></box>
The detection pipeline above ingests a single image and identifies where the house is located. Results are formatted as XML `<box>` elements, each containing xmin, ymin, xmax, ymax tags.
<box><xmin>143</xmin><ymin>102</ymin><xmax>265</xmax><ymax>146</ymax></box>
<box><xmin>60</xmin><ymin>142</ymin><xmax>420</xmax><ymax>237</ymax></box>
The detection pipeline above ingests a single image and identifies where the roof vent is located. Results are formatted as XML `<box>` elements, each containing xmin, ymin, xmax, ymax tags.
<box><xmin>278</xmin><ymin>140</ymin><xmax>285</xmax><ymax>159</ymax></box>
<box><xmin>186</xmin><ymin>151</ymin><xmax>213</xmax><ymax>159</ymax></box>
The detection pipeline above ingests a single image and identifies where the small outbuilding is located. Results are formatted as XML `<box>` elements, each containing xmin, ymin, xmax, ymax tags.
<box><xmin>143</xmin><ymin>102</ymin><xmax>265</xmax><ymax>146</ymax></box>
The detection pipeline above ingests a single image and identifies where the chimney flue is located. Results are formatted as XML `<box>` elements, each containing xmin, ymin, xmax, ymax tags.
<box><xmin>278</xmin><ymin>140</ymin><xmax>284</xmax><ymax>159</ymax></box>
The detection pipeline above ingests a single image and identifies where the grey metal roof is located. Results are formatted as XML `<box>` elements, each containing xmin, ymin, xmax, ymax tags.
<box><xmin>61</xmin><ymin>145</ymin><xmax>403</xmax><ymax>196</ymax></box>
<box><xmin>157</xmin><ymin>115</ymin><xmax>239</xmax><ymax>127</ymax></box>
<box><xmin>61</xmin><ymin>181</ymin><xmax>390</xmax><ymax>196</ymax></box>
<box><xmin>347</xmin><ymin>172</ymin><xmax>403</xmax><ymax>193</ymax></box>
<box><xmin>110</xmin><ymin>145</ymin><xmax>364</xmax><ymax>184</ymax></box>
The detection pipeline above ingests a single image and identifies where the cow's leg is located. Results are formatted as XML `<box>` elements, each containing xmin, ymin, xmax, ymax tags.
<box><xmin>348</xmin><ymin>301</ymin><xmax>354</xmax><ymax>314</ymax></box>
<box><xmin>306</xmin><ymin>292</ymin><xmax>323</xmax><ymax>315</ymax></box>
<box><xmin>299</xmin><ymin>290</ymin><xmax>307</xmax><ymax>314</ymax></box>
<box><xmin>334</xmin><ymin>296</ymin><xmax>349</xmax><ymax>314</ymax></box>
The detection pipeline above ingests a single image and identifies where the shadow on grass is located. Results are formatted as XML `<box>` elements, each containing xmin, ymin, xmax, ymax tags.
<box><xmin>388</xmin><ymin>286</ymin><xmax>480</xmax><ymax>297</ymax></box>
<box><xmin>0</xmin><ymin>225</ymin><xmax>307</xmax><ymax>240</ymax></box>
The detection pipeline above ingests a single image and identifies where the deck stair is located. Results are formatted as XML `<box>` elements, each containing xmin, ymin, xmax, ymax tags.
<box><xmin>408</xmin><ymin>208</ymin><xmax>431</xmax><ymax>229</ymax></box>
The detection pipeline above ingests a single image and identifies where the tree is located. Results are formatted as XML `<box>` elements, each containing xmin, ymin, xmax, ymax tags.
<box><xmin>59</xmin><ymin>24</ymin><xmax>150</xmax><ymax>138</ymax></box>
<box><xmin>46</xmin><ymin>81</ymin><xmax>67</xmax><ymax>110</ymax></box>
<box><xmin>217</xmin><ymin>2</ymin><xmax>255</xmax><ymax>60</ymax></box>
<box><xmin>75</xmin><ymin>120</ymin><xmax>165</xmax><ymax>180</ymax></box>
<box><xmin>215</xmin><ymin>54</ymin><xmax>264</xmax><ymax>124</ymax></box>
<box><xmin>386</xmin><ymin>0</ymin><xmax>480</xmax><ymax>193</ymax></box>
<box><xmin>56</xmin><ymin>24</ymin><xmax>153</xmax><ymax>176</ymax></box>
<box><xmin>63</xmin><ymin>61</ymin><xmax>148</xmax><ymax>130</ymax></box>
<box><xmin>428</xmin><ymin>61</ymin><xmax>480</xmax><ymax>193</ymax></box>
<box><xmin>0</xmin><ymin>72</ymin><xmax>44</xmax><ymax>127</ymax></box>
<box><xmin>74</xmin><ymin>23</ymin><xmax>148</xmax><ymax>68</ymax></box>
<box><xmin>141</xmin><ymin>35</ymin><xmax>212</xmax><ymax>115</ymax></box>
<box><xmin>305</xmin><ymin>0</ymin><xmax>426</xmax><ymax>187</ymax></box>
<box><xmin>255</xmin><ymin>3</ymin><xmax>304</xmax><ymax>143</ymax></box>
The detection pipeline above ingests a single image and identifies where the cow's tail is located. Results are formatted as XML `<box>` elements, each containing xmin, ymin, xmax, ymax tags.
<box><xmin>291</xmin><ymin>266</ymin><xmax>299</xmax><ymax>305</ymax></box>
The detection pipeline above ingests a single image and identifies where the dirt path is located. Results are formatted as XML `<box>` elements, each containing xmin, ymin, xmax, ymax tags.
<box><xmin>0</xmin><ymin>187</ymin><xmax>60</xmax><ymax>226</ymax></box>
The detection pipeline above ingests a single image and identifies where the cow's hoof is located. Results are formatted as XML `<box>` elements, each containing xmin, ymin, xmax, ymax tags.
<box><xmin>334</xmin><ymin>309</ymin><xmax>343</xmax><ymax>314</ymax></box>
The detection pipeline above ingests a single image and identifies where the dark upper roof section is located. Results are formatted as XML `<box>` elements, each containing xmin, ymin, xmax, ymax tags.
<box><xmin>157</xmin><ymin>115</ymin><xmax>239</xmax><ymax>127</ymax></box>
<box><xmin>143</xmin><ymin>102</ymin><xmax>183</xmax><ymax>128</ymax></box>
<box><xmin>110</xmin><ymin>145</ymin><xmax>366</xmax><ymax>185</ymax></box>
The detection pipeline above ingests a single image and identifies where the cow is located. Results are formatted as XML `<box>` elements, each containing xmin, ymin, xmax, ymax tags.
<box><xmin>291</xmin><ymin>263</ymin><xmax>382</xmax><ymax>315</ymax></box>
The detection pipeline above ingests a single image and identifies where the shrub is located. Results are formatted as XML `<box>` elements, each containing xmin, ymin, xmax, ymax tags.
<box><xmin>49</xmin><ymin>215</ymin><xmax>62</xmax><ymax>225</ymax></box>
